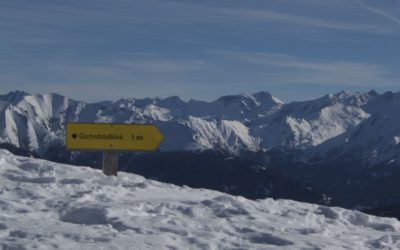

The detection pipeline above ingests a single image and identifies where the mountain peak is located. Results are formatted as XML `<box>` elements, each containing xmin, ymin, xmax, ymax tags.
<box><xmin>215</xmin><ymin>92</ymin><xmax>283</xmax><ymax>107</ymax></box>
<box><xmin>332</xmin><ymin>90</ymin><xmax>352</xmax><ymax>99</ymax></box>
<box><xmin>158</xmin><ymin>96</ymin><xmax>186</xmax><ymax>108</ymax></box>
<box><xmin>367</xmin><ymin>89</ymin><xmax>379</xmax><ymax>96</ymax></box>
<box><xmin>253</xmin><ymin>91</ymin><xmax>283</xmax><ymax>105</ymax></box>
<box><xmin>161</xmin><ymin>95</ymin><xmax>184</xmax><ymax>103</ymax></box>
<box><xmin>46</xmin><ymin>92</ymin><xmax>66</xmax><ymax>98</ymax></box>
<box><xmin>0</xmin><ymin>90</ymin><xmax>30</xmax><ymax>104</ymax></box>
<box><xmin>216</xmin><ymin>94</ymin><xmax>251</xmax><ymax>105</ymax></box>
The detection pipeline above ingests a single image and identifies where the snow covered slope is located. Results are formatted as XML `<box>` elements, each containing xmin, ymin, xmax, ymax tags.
<box><xmin>1</xmin><ymin>149</ymin><xmax>399</xmax><ymax>250</ymax></box>
<box><xmin>253</xmin><ymin>91</ymin><xmax>371</xmax><ymax>149</ymax></box>
<box><xmin>315</xmin><ymin>91</ymin><xmax>400</xmax><ymax>165</ymax></box>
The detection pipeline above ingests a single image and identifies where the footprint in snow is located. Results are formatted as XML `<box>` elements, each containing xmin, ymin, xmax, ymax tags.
<box><xmin>347</xmin><ymin>212</ymin><xmax>395</xmax><ymax>232</ymax></box>
<box><xmin>59</xmin><ymin>178</ymin><xmax>85</xmax><ymax>185</ymax></box>
<box><xmin>17</xmin><ymin>162</ymin><xmax>54</xmax><ymax>176</ymax></box>
<box><xmin>9</xmin><ymin>230</ymin><xmax>28</xmax><ymax>238</ymax></box>
<box><xmin>60</xmin><ymin>206</ymin><xmax>109</xmax><ymax>225</ymax></box>
<box><xmin>234</xmin><ymin>226</ymin><xmax>294</xmax><ymax>246</ymax></box>
<box><xmin>59</xmin><ymin>205</ymin><xmax>134</xmax><ymax>232</ymax></box>
<box><xmin>17</xmin><ymin>162</ymin><xmax>41</xmax><ymax>172</ymax></box>
<box><xmin>4</xmin><ymin>174</ymin><xmax>56</xmax><ymax>184</ymax></box>
<box><xmin>0</xmin><ymin>223</ymin><xmax>7</xmax><ymax>230</ymax></box>
<box><xmin>248</xmin><ymin>232</ymin><xmax>293</xmax><ymax>246</ymax></box>
<box><xmin>367</xmin><ymin>234</ymin><xmax>400</xmax><ymax>249</ymax></box>
<box><xmin>315</xmin><ymin>206</ymin><xmax>339</xmax><ymax>220</ymax></box>
<box><xmin>1</xmin><ymin>243</ymin><xmax>27</xmax><ymax>250</ymax></box>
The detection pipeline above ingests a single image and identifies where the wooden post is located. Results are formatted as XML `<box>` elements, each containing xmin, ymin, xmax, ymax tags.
<box><xmin>102</xmin><ymin>152</ymin><xmax>119</xmax><ymax>176</ymax></box>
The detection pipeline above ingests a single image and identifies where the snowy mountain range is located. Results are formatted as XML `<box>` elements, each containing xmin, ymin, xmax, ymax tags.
<box><xmin>0</xmin><ymin>90</ymin><xmax>279</xmax><ymax>154</ymax></box>
<box><xmin>1</xmin><ymin>149</ymin><xmax>399</xmax><ymax>249</ymax></box>
<box><xmin>1</xmin><ymin>90</ymin><xmax>400</xmax><ymax>207</ymax></box>
<box><xmin>1</xmin><ymin>90</ymin><xmax>399</xmax><ymax>164</ymax></box>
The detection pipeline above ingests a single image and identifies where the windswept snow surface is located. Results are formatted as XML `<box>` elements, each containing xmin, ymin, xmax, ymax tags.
<box><xmin>1</xmin><ymin>150</ymin><xmax>399</xmax><ymax>250</ymax></box>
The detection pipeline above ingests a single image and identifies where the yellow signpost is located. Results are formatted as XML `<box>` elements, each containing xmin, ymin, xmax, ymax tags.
<box><xmin>66</xmin><ymin>123</ymin><xmax>164</xmax><ymax>176</ymax></box>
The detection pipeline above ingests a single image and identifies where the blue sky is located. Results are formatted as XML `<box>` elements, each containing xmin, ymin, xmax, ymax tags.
<box><xmin>1</xmin><ymin>0</ymin><xmax>399</xmax><ymax>102</ymax></box>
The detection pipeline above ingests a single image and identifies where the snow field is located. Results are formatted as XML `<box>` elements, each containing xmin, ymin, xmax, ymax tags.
<box><xmin>0</xmin><ymin>149</ymin><xmax>400</xmax><ymax>249</ymax></box>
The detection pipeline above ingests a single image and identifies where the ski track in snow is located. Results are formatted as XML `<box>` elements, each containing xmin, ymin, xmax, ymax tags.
<box><xmin>0</xmin><ymin>149</ymin><xmax>400</xmax><ymax>250</ymax></box>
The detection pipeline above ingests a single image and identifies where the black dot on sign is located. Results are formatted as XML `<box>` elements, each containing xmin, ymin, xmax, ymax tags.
<box><xmin>72</xmin><ymin>133</ymin><xmax>77</xmax><ymax>139</ymax></box>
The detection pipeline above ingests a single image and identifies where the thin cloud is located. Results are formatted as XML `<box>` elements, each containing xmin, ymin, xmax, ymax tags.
<box><xmin>207</xmin><ymin>7</ymin><xmax>389</xmax><ymax>34</ymax></box>
<box><xmin>1</xmin><ymin>0</ymin><xmax>394</xmax><ymax>40</ymax></box>
<box><xmin>210</xmin><ymin>50</ymin><xmax>396</xmax><ymax>86</ymax></box>
<box><xmin>354</xmin><ymin>0</ymin><xmax>400</xmax><ymax>25</ymax></box>
<box><xmin>112</xmin><ymin>59</ymin><xmax>216</xmax><ymax>73</ymax></box>
<box><xmin>163</xmin><ymin>1</ymin><xmax>396</xmax><ymax>35</ymax></box>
